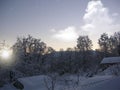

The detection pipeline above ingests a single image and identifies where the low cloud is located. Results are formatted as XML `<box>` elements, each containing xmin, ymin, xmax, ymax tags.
<box><xmin>52</xmin><ymin>26</ymin><xmax>78</xmax><ymax>42</ymax></box>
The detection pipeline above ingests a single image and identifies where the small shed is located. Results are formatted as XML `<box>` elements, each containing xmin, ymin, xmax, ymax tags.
<box><xmin>100</xmin><ymin>57</ymin><xmax>120</xmax><ymax>70</ymax></box>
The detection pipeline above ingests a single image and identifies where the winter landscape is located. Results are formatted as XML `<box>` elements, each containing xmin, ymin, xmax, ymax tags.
<box><xmin>0</xmin><ymin>0</ymin><xmax>120</xmax><ymax>90</ymax></box>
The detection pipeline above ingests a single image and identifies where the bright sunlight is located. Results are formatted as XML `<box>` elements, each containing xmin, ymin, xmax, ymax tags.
<box><xmin>0</xmin><ymin>49</ymin><xmax>12</xmax><ymax>60</ymax></box>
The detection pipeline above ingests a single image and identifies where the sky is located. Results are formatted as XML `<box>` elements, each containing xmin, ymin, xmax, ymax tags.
<box><xmin>0</xmin><ymin>0</ymin><xmax>120</xmax><ymax>50</ymax></box>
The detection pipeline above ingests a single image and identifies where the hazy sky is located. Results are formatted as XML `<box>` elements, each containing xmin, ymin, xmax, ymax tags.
<box><xmin>0</xmin><ymin>0</ymin><xmax>120</xmax><ymax>50</ymax></box>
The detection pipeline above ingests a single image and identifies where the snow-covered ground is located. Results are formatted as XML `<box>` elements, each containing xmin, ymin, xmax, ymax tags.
<box><xmin>83</xmin><ymin>76</ymin><xmax>120</xmax><ymax>90</ymax></box>
<box><xmin>0</xmin><ymin>74</ymin><xmax>119</xmax><ymax>90</ymax></box>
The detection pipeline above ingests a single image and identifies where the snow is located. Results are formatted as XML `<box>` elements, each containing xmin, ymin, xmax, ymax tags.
<box><xmin>101</xmin><ymin>57</ymin><xmax>120</xmax><ymax>64</ymax></box>
<box><xmin>0</xmin><ymin>74</ymin><xmax>120</xmax><ymax>90</ymax></box>
<box><xmin>18</xmin><ymin>75</ymin><xmax>47</xmax><ymax>90</ymax></box>
<box><xmin>83</xmin><ymin>76</ymin><xmax>120</xmax><ymax>90</ymax></box>
<box><xmin>0</xmin><ymin>75</ymin><xmax>47</xmax><ymax>90</ymax></box>
<box><xmin>80</xmin><ymin>75</ymin><xmax>112</xmax><ymax>89</ymax></box>
<box><xmin>101</xmin><ymin>64</ymin><xmax>120</xmax><ymax>75</ymax></box>
<box><xmin>0</xmin><ymin>84</ymin><xmax>16</xmax><ymax>90</ymax></box>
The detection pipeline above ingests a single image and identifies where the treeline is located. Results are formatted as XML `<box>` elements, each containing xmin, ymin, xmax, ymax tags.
<box><xmin>12</xmin><ymin>32</ymin><xmax>120</xmax><ymax>75</ymax></box>
<box><xmin>0</xmin><ymin>32</ymin><xmax>120</xmax><ymax>85</ymax></box>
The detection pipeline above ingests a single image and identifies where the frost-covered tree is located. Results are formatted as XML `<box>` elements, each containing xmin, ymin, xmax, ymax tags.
<box><xmin>98</xmin><ymin>32</ymin><xmax>120</xmax><ymax>57</ymax></box>
<box><xmin>114</xmin><ymin>32</ymin><xmax>120</xmax><ymax>45</ymax></box>
<box><xmin>77</xmin><ymin>35</ymin><xmax>93</xmax><ymax>51</ymax></box>
<box><xmin>118</xmin><ymin>45</ymin><xmax>120</xmax><ymax>56</ymax></box>
<box><xmin>114</xmin><ymin>32</ymin><xmax>120</xmax><ymax>55</ymax></box>
<box><xmin>12</xmin><ymin>35</ymin><xmax>50</xmax><ymax>76</ymax></box>
<box><xmin>98</xmin><ymin>33</ymin><xmax>110</xmax><ymax>56</ymax></box>
<box><xmin>13</xmin><ymin>35</ymin><xmax>47</xmax><ymax>57</ymax></box>
<box><xmin>76</xmin><ymin>35</ymin><xmax>93</xmax><ymax>72</ymax></box>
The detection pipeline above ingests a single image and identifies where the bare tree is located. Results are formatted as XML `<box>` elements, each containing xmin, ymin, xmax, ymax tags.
<box><xmin>117</xmin><ymin>45</ymin><xmax>120</xmax><ymax>55</ymax></box>
<box><xmin>77</xmin><ymin>35</ymin><xmax>93</xmax><ymax>52</ymax></box>
<box><xmin>98</xmin><ymin>32</ymin><xmax>120</xmax><ymax>56</ymax></box>
<box><xmin>98</xmin><ymin>33</ymin><xmax>110</xmax><ymax>57</ymax></box>
<box><xmin>77</xmin><ymin>35</ymin><xmax>93</xmax><ymax>71</ymax></box>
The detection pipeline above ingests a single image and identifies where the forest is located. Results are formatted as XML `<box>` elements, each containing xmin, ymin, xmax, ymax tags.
<box><xmin>0</xmin><ymin>31</ymin><xmax>120</xmax><ymax>87</ymax></box>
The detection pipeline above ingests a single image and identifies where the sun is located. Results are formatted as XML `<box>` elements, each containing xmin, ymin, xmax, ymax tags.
<box><xmin>1</xmin><ymin>50</ymin><xmax>10</xmax><ymax>59</ymax></box>
<box><xmin>0</xmin><ymin>49</ymin><xmax>12</xmax><ymax>59</ymax></box>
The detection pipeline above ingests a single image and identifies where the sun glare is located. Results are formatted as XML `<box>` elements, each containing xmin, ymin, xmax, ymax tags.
<box><xmin>0</xmin><ymin>49</ymin><xmax>12</xmax><ymax>59</ymax></box>
<box><xmin>1</xmin><ymin>50</ymin><xmax>10</xmax><ymax>59</ymax></box>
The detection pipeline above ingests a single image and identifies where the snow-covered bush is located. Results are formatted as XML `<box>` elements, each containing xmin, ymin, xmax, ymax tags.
<box><xmin>44</xmin><ymin>73</ymin><xmax>59</xmax><ymax>90</ymax></box>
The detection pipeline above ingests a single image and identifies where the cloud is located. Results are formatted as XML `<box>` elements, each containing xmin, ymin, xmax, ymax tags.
<box><xmin>82</xmin><ymin>0</ymin><xmax>120</xmax><ymax>34</ymax></box>
<box><xmin>52</xmin><ymin>26</ymin><xmax>78</xmax><ymax>42</ymax></box>
<box><xmin>112</xmin><ymin>13</ymin><xmax>119</xmax><ymax>17</ymax></box>
<box><xmin>81</xmin><ymin>0</ymin><xmax>120</xmax><ymax>49</ymax></box>
<box><xmin>50</xmin><ymin>29</ymin><xmax>56</xmax><ymax>32</ymax></box>
<box><xmin>50</xmin><ymin>0</ymin><xmax>119</xmax><ymax>49</ymax></box>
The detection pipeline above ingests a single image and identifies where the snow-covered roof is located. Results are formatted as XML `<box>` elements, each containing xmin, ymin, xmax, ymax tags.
<box><xmin>101</xmin><ymin>57</ymin><xmax>120</xmax><ymax>64</ymax></box>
